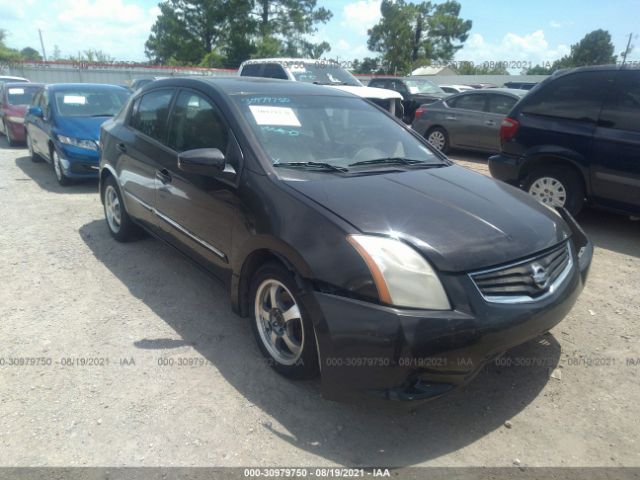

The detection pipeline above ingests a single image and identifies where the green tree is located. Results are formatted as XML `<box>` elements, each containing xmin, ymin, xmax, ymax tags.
<box><xmin>146</xmin><ymin>0</ymin><xmax>332</xmax><ymax>68</ymax></box>
<box><xmin>0</xmin><ymin>29</ymin><xmax>22</xmax><ymax>63</ymax></box>
<box><xmin>20</xmin><ymin>47</ymin><xmax>42</xmax><ymax>61</ymax></box>
<box><xmin>525</xmin><ymin>29</ymin><xmax>617</xmax><ymax>74</ymax></box>
<box><xmin>352</xmin><ymin>56</ymin><xmax>382</xmax><ymax>74</ymax></box>
<box><xmin>368</xmin><ymin>0</ymin><xmax>471</xmax><ymax>75</ymax></box>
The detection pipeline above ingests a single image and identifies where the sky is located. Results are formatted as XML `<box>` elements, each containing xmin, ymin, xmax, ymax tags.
<box><xmin>1</xmin><ymin>0</ymin><xmax>639</xmax><ymax>67</ymax></box>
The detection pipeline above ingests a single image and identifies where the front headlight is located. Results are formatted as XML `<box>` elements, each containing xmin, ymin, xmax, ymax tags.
<box><xmin>57</xmin><ymin>135</ymin><xmax>98</xmax><ymax>151</ymax></box>
<box><xmin>348</xmin><ymin>234</ymin><xmax>451</xmax><ymax>310</ymax></box>
<box><xmin>7</xmin><ymin>116</ymin><xmax>24</xmax><ymax>124</ymax></box>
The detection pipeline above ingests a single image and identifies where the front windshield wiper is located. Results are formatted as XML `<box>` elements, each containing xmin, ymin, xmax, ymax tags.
<box><xmin>273</xmin><ymin>161</ymin><xmax>349</xmax><ymax>173</ymax></box>
<box><xmin>348</xmin><ymin>157</ymin><xmax>444</xmax><ymax>168</ymax></box>
<box><xmin>89</xmin><ymin>113</ymin><xmax>115</xmax><ymax>117</ymax></box>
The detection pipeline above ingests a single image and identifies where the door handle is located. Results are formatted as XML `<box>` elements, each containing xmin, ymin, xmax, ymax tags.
<box><xmin>484</xmin><ymin>120</ymin><xmax>496</xmax><ymax>126</ymax></box>
<box><xmin>445</xmin><ymin>115</ymin><xmax>457</xmax><ymax>120</ymax></box>
<box><xmin>156</xmin><ymin>168</ymin><xmax>172</xmax><ymax>184</ymax></box>
<box><xmin>116</xmin><ymin>143</ymin><xmax>127</xmax><ymax>153</ymax></box>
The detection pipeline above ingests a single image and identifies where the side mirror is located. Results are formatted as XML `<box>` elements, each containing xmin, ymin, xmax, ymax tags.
<box><xmin>178</xmin><ymin>148</ymin><xmax>225</xmax><ymax>176</ymax></box>
<box><xmin>28</xmin><ymin>106</ymin><xmax>43</xmax><ymax>118</ymax></box>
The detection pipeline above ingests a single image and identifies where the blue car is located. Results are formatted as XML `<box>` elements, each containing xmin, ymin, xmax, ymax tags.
<box><xmin>25</xmin><ymin>83</ymin><xmax>129</xmax><ymax>185</ymax></box>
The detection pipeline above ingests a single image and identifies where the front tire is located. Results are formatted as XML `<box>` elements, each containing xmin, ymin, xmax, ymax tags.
<box><xmin>250</xmin><ymin>263</ymin><xmax>320</xmax><ymax>380</ymax></box>
<box><xmin>524</xmin><ymin>165</ymin><xmax>585</xmax><ymax>216</ymax></box>
<box><xmin>51</xmin><ymin>148</ymin><xmax>72</xmax><ymax>186</ymax></box>
<box><xmin>426</xmin><ymin>127</ymin><xmax>449</xmax><ymax>154</ymax></box>
<box><xmin>102</xmin><ymin>176</ymin><xmax>143</xmax><ymax>242</ymax></box>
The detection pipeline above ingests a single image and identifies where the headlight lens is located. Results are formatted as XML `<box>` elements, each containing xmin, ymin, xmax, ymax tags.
<box><xmin>7</xmin><ymin>116</ymin><xmax>24</xmax><ymax>124</ymax></box>
<box><xmin>57</xmin><ymin>135</ymin><xmax>98</xmax><ymax>151</ymax></box>
<box><xmin>348</xmin><ymin>234</ymin><xmax>450</xmax><ymax>310</ymax></box>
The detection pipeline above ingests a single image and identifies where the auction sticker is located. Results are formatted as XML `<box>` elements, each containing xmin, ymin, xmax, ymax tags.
<box><xmin>249</xmin><ymin>105</ymin><xmax>301</xmax><ymax>127</ymax></box>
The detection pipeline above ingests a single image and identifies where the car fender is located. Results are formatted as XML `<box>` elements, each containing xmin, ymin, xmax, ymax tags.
<box><xmin>520</xmin><ymin>146</ymin><xmax>591</xmax><ymax>193</ymax></box>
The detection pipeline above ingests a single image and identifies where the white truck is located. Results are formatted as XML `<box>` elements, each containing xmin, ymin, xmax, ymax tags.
<box><xmin>238</xmin><ymin>58</ymin><xmax>404</xmax><ymax>119</ymax></box>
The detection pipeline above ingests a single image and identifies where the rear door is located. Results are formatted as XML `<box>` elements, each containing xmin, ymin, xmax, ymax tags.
<box><xmin>443</xmin><ymin>93</ymin><xmax>486</xmax><ymax>149</ymax></box>
<box><xmin>119</xmin><ymin>88</ymin><xmax>176</xmax><ymax>228</ymax></box>
<box><xmin>590</xmin><ymin>70</ymin><xmax>640</xmax><ymax>211</ymax></box>
<box><xmin>479</xmin><ymin>93</ymin><xmax>519</xmax><ymax>151</ymax></box>
<box><xmin>155</xmin><ymin>88</ymin><xmax>240</xmax><ymax>272</ymax></box>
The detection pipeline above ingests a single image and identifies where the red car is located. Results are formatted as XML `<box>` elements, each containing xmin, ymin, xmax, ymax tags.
<box><xmin>0</xmin><ymin>82</ymin><xmax>43</xmax><ymax>146</ymax></box>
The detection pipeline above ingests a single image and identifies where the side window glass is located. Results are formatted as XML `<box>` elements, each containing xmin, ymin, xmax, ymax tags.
<box><xmin>599</xmin><ymin>71</ymin><xmax>640</xmax><ymax>133</ymax></box>
<box><xmin>449</xmin><ymin>94</ymin><xmax>485</xmax><ymax>111</ymax></box>
<box><xmin>129</xmin><ymin>90</ymin><xmax>174</xmax><ymax>143</ymax></box>
<box><xmin>263</xmin><ymin>64</ymin><xmax>288</xmax><ymax>80</ymax></box>
<box><xmin>41</xmin><ymin>92</ymin><xmax>50</xmax><ymax>119</ymax></box>
<box><xmin>241</xmin><ymin>64</ymin><xmax>262</xmax><ymax>77</ymax></box>
<box><xmin>167</xmin><ymin>91</ymin><xmax>228</xmax><ymax>153</ymax></box>
<box><xmin>487</xmin><ymin>95</ymin><xmax>517</xmax><ymax>115</ymax></box>
<box><xmin>522</xmin><ymin>71</ymin><xmax>613</xmax><ymax>122</ymax></box>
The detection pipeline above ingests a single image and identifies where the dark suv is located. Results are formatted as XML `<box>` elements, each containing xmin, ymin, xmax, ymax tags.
<box><xmin>368</xmin><ymin>77</ymin><xmax>449</xmax><ymax>123</ymax></box>
<box><xmin>489</xmin><ymin>65</ymin><xmax>640</xmax><ymax>216</ymax></box>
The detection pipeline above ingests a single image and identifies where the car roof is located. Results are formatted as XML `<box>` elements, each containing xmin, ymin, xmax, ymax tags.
<box><xmin>45</xmin><ymin>83</ymin><xmax>129</xmax><ymax>92</ymax></box>
<box><xmin>146</xmin><ymin>76</ymin><xmax>356</xmax><ymax>98</ymax></box>
<box><xmin>3</xmin><ymin>82</ymin><xmax>44</xmax><ymax>88</ymax></box>
<box><xmin>449</xmin><ymin>87</ymin><xmax>527</xmax><ymax>97</ymax></box>
<box><xmin>240</xmin><ymin>58</ymin><xmax>327</xmax><ymax>65</ymax></box>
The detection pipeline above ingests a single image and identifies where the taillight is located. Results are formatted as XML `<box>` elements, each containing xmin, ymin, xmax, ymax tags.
<box><xmin>500</xmin><ymin>117</ymin><xmax>520</xmax><ymax>143</ymax></box>
<box><xmin>414</xmin><ymin>106</ymin><xmax>426</xmax><ymax>120</ymax></box>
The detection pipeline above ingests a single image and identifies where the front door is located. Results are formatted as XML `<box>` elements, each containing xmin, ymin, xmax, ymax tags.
<box><xmin>155</xmin><ymin>88</ymin><xmax>240</xmax><ymax>272</ymax></box>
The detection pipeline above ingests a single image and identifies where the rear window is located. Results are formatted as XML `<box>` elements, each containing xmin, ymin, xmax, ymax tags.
<box><xmin>240</xmin><ymin>64</ymin><xmax>262</xmax><ymax>77</ymax></box>
<box><xmin>487</xmin><ymin>94</ymin><xmax>518</xmax><ymax>115</ymax></box>
<box><xmin>130</xmin><ymin>89</ymin><xmax>174</xmax><ymax>142</ymax></box>
<box><xmin>6</xmin><ymin>86</ymin><xmax>40</xmax><ymax>106</ymax></box>
<box><xmin>520</xmin><ymin>70</ymin><xmax>614</xmax><ymax>122</ymax></box>
<box><xmin>598</xmin><ymin>71</ymin><xmax>640</xmax><ymax>133</ymax></box>
<box><xmin>448</xmin><ymin>94</ymin><xmax>486</xmax><ymax>111</ymax></box>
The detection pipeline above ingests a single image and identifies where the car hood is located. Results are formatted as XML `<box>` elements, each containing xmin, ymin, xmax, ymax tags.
<box><xmin>55</xmin><ymin>116</ymin><xmax>111</xmax><ymax>141</ymax></box>
<box><xmin>284</xmin><ymin>165</ymin><xmax>571</xmax><ymax>272</ymax></box>
<box><xmin>328</xmin><ymin>85</ymin><xmax>403</xmax><ymax>100</ymax></box>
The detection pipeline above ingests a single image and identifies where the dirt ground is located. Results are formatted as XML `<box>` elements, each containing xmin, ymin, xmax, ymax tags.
<box><xmin>0</xmin><ymin>137</ymin><xmax>638</xmax><ymax>467</ymax></box>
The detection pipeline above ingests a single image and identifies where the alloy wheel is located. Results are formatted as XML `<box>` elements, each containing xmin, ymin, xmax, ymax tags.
<box><xmin>53</xmin><ymin>150</ymin><xmax>63</xmax><ymax>181</ymax></box>
<box><xmin>104</xmin><ymin>185</ymin><xmax>122</xmax><ymax>233</ymax></box>
<box><xmin>427</xmin><ymin>130</ymin><xmax>446</xmax><ymax>151</ymax></box>
<box><xmin>254</xmin><ymin>279</ymin><xmax>304</xmax><ymax>366</ymax></box>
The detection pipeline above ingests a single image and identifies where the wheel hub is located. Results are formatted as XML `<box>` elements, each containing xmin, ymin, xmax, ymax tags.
<box><xmin>269</xmin><ymin>308</ymin><xmax>285</xmax><ymax>335</ymax></box>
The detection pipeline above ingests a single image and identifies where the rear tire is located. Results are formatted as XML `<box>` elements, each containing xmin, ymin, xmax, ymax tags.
<box><xmin>249</xmin><ymin>262</ymin><xmax>320</xmax><ymax>380</ymax></box>
<box><xmin>27</xmin><ymin>132</ymin><xmax>43</xmax><ymax>162</ymax></box>
<box><xmin>425</xmin><ymin>127</ymin><xmax>450</xmax><ymax>154</ymax></box>
<box><xmin>102</xmin><ymin>175</ymin><xmax>144</xmax><ymax>242</ymax></box>
<box><xmin>524</xmin><ymin>165</ymin><xmax>585</xmax><ymax>216</ymax></box>
<box><xmin>3</xmin><ymin>121</ymin><xmax>16</xmax><ymax>147</ymax></box>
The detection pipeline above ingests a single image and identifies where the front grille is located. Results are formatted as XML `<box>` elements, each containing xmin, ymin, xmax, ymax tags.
<box><xmin>470</xmin><ymin>242</ymin><xmax>572</xmax><ymax>303</ymax></box>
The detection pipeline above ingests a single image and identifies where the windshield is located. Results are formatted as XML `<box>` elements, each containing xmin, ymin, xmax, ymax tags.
<box><xmin>405</xmin><ymin>79</ymin><xmax>445</xmax><ymax>94</ymax></box>
<box><xmin>6</xmin><ymin>86</ymin><xmax>40</xmax><ymax>106</ymax></box>
<box><xmin>53</xmin><ymin>88</ymin><xmax>129</xmax><ymax>117</ymax></box>
<box><xmin>289</xmin><ymin>63</ymin><xmax>362</xmax><ymax>87</ymax></box>
<box><xmin>234</xmin><ymin>95</ymin><xmax>443</xmax><ymax>170</ymax></box>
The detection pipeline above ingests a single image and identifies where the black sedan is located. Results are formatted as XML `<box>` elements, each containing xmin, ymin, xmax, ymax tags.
<box><xmin>99</xmin><ymin>77</ymin><xmax>592</xmax><ymax>403</ymax></box>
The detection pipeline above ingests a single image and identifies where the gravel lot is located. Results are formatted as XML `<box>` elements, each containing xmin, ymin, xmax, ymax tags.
<box><xmin>1</xmin><ymin>137</ymin><xmax>639</xmax><ymax>468</ymax></box>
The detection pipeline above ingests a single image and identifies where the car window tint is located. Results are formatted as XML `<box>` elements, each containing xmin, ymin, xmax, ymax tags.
<box><xmin>41</xmin><ymin>91</ymin><xmax>50</xmax><ymax>118</ymax></box>
<box><xmin>168</xmin><ymin>91</ymin><xmax>228</xmax><ymax>152</ymax></box>
<box><xmin>369</xmin><ymin>79</ymin><xmax>384</xmax><ymax>88</ymax></box>
<box><xmin>487</xmin><ymin>94</ymin><xmax>517</xmax><ymax>115</ymax></box>
<box><xmin>263</xmin><ymin>64</ymin><xmax>288</xmax><ymax>80</ymax></box>
<box><xmin>448</xmin><ymin>94</ymin><xmax>485</xmax><ymax>111</ymax></box>
<box><xmin>390</xmin><ymin>80</ymin><xmax>408</xmax><ymax>93</ymax></box>
<box><xmin>599</xmin><ymin>71</ymin><xmax>640</xmax><ymax>133</ymax></box>
<box><xmin>241</xmin><ymin>64</ymin><xmax>262</xmax><ymax>77</ymax></box>
<box><xmin>521</xmin><ymin>70</ymin><xmax>614</xmax><ymax>122</ymax></box>
<box><xmin>130</xmin><ymin>89</ymin><xmax>174</xmax><ymax>143</ymax></box>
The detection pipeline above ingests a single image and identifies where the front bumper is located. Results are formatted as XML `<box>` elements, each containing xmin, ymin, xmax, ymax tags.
<box><xmin>55</xmin><ymin>143</ymin><xmax>100</xmax><ymax>179</ymax></box>
<box><xmin>313</xmin><ymin>215</ymin><xmax>592</xmax><ymax>403</ymax></box>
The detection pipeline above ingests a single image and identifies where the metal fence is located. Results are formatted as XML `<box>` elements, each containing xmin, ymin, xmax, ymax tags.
<box><xmin>1</xmin><ymin>61</ymin><xmax>549</xmax><ymax>88</ymax></box>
